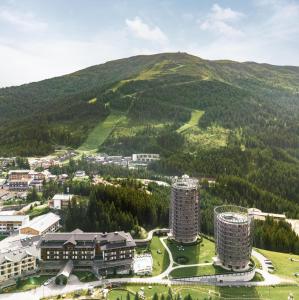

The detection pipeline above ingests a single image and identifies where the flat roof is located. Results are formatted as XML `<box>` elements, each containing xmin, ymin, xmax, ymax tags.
<box><xmin>8</xmin><ymin>170</ymin><xmax>30</xmax><ymax>174</ymax></box>
<box><xmin>52</xmin><ymin>194</ymin><xmax>74</xmax><ymax>201</ymax></box>
<box><xmin>218</xmin><ymin>212</ymin><xmax>248</xmax><ymax>224</ymax></box>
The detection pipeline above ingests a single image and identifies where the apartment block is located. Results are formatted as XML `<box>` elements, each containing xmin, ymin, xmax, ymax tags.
<box><xmin>0</xmin><ymin>215</ymin><xmax>29</xmax><ymax>234</ymax></box>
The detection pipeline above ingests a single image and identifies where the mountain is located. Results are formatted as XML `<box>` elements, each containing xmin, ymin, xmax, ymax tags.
<box><xmin>0</xmin><ymin>52</ymin><xmax>298</xmax><ymax>156</ymax></box>
<box><xmin>1</xmin><ymin>52</ymin><xmax>299</xmax><ymax>208</ymax></box>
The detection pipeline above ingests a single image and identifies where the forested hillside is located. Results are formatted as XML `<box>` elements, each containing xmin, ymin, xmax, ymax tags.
<box><xmin>1</xmin><ymin>52</ymin><xmax>299</xmax><ymax>216</ymax></box>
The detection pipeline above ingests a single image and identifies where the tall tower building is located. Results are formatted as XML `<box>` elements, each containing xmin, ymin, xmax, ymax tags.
<box><xmin>214</xmin><ymin>205</ymin><xmax>254</xmax><ymax>271</ymax></box>
<box><xmin>169</xmin><ymin>175</ymin><xmax>199</xmax><ymax>244</ymax></box>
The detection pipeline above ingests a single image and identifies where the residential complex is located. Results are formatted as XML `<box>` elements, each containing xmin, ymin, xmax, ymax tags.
<box><xmin>39</xmin><ymin>229</ymin><xmax>136</xmax><ymax>275</ymax></box>
<box><xmin>49</xmin><ymin>194</ymin><xmax>74</xmax><ymax>210</ymax></box>
<box><xmin>0</xmin><ymin>215</ymin><xmax>29</xmax><ymax>234</ymax></box>
<box><xmin>169</xmin><ymin>175</ymin><xmax>199</xmax><ymax>244</ymax></box>
<box><xmin>19</xmin><ymin>212</ymin><xmax>60</xmax><ymax>236</ymax></box>
<box><xmin>8</xmin><ymin>170</ymin><xmax>48</xmax><ymax>191</ymax></box>
<box><xmin>214</xmin><ymin>205</ymin><xmax>254</xmax><ymax>271</ymax></box>
<box><xmin>84</xmin><ymin>152</ymin><xmax>160</xmax><ymax>169</ymax></box>
<box><xmin>8</xmin><ymin>170</ymin><xmax>31</xmax><ymax>191</ymax></box>
<box><xmin>0</xmin><ymin>235</ymin><xmax>40</xmax><ymax>284</ymax></box>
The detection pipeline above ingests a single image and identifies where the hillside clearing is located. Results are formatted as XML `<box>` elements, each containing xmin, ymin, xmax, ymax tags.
<box><xmin>78</xmin><ymin>112</ymin><xmax>126</xmax><ymax>151</ymax></box>
<box><xmin>177</xmin><ymin>110</ymin><xmax>204</xmax><ymax>133</ymax></box>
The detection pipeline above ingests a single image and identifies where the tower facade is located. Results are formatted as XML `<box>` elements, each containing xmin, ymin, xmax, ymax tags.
<box><xmin>214</xmin><ymin>205</ymin><xmax>254</xmax><ymax>271</ymax></box>
<box><xmin>169</xmin><ymin>175</ymin><xmax>199</xmax><ymax>244</ymax></box>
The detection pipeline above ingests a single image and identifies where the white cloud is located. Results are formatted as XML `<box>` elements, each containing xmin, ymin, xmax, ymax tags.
<box><xmin>125</xmin><ymin>16</ymin><xmax>168</xmax><ymax>43</ymax></box>
<box><xmin>0</xmin><ymin>8</ymin><xmax>48</xmax><ymax>32</ymax></box>
<box><xmin>199</xmin><ymin>4</ymin><xmax>244</xmax><ymax>37</ymax></box>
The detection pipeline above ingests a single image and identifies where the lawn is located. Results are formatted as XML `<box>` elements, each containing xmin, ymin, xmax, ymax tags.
<box><xmin>150</xmin><ymin>237</ymin><xmax>170</xmax><ymax>276</ymax></box>
<box><xmin>167</xmin><ymin>237</ymin><xmax>215</xmax><ymax>265</ymax></box>
<box><xmin>169</xmin><ymin>264</ymin><xmax>230</xmax><ymax>278</ymax></box>
<box><xmin>0</xmin><ymin>234</ymin><xmax>7</xmax><ymax>241</ymax></box>
<box><xmin>28</xmin><ymin>206</ymin><xmax>50</xmax><ymax>219</ymax></box>
<box><xmin>177</xmin><ymin>110</ymin><xmax>204</xmax><ymax>133</ymax></box>
<box><xmin>3</xmin><ymin>275</ymin><xmax>52</xmax><ymax>293</ymax></box>
<box><xmin>258</xmin><ymin>248</ymin><xmax>299</xmax><ymax>282</ymax></box>
<box><xmin>107</xmin><ymin>284</ymin><xmax>299</xmax><ymax>300</ymax></box>
<box><xmin>73</xmin><ymin>271</ymin><xmax>97</xmax><ymax>282</ymax></box>
<box><xmin>78</xmin><ymin>111</ymin><xmax>126</xmax><ymax>151</ymax></box>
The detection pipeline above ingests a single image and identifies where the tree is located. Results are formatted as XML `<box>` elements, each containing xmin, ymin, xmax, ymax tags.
<box><xmin>127</xmin><ymin>292</ymin><xmax>131</xmax><ymax>300</ymax></box>
<box><xmin>27</xmin><ymin>187</ymin><xmax>39</xmax><ymax>203</ymax></box>
<box><xmin>153</xmin><ymin>293</ymin><xmax>159</xmax><ymax>300</ymax></box>
<box><xmin>16</xmin><ymin>277</ymin><xmax>21</xmax><ymax>288</ymax></box>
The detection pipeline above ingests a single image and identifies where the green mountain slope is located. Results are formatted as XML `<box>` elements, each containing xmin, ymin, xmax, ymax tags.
<box><xmin>0</xmin><ymin>52</ymin><xmax>298</xmax><ymax>169</ymax></box>
<box><xmin>2</xmin><ymin>52</ymin><xmax>298</xmax><ymax>212</ymax></box>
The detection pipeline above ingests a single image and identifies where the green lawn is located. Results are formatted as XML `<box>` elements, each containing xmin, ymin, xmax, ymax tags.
<box><xmin>167</xmin><ymin>238</ymin><xmax>215</xmax><ymax>265</ymax></box>
<box><xmin>170</xmin><ymin>264</ymin><xmax>230</xmax><ymax>278</ymax></box>
<box><xmin>150</xmin><ymin>237</ymin><xmax>170</xmax><ymax>276</ymax></box>
<box><xmin>258</xmin><ymin>248</ymin><xmax>299</xmax><ymax>282</ymax></box>
<box><xmin>107</xmin><ymin>284</ymin><xmax>299</xmax><ymax>300</ymax></box>
<box><xmin>3</xmin><ymin>275</ymin><xmax>52</xmax><ymax>293</ymax></box>
<box><xmin>79</xmin><ymin>111</ymin><xmax>126</xmax><ymax>151</ymax></box>
<box><xmin>177</xmin><ymin>110</ymin><xmax>204</xmax><ymax>133</ymax></box>
<box><xmin>0</xmin><ymin>234</ymin><xmax>7</xmax><ymax>241</ymax></box>
<box><xmin>73</xmin><ymin>271</ymin><xmax>97</xmax><ymax>282</ymax></box>
<box><xmin>28</xmin><ymin>206</ymin><xmax>50</xmax><ymax>219</ymax></box>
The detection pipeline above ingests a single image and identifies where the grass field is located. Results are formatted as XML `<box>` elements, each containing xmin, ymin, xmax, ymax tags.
<box><xmin>170</xmin><ymin>264</ymin><xmax>230</xmax><ymax>278</ymax></box>
<box><xmin>177</xmin><ymin>110</ymin><xmax>204</xmax><ymax>133</ymax></box>
<box><xmin>150</xmin><ymin>237</ymin><xmax>170</xmax><ymax>276</ymax></box>
<box><xmin>73</xmin><ymin>271</ymin><xmax>97</xmax><ymax>282</ymax></box>
<box><xmin>107</xmin><ymin>284</ymin><xmax>299</xmax><ymax>300</ymax></box>
<box><xmin>3</xmin><ymin>275</ymin><xmax>52</xmax><ymax>293</ymax></box>
<box><xmin>258</xmin><ymin>248</ymin><xmax>299</xmax><ymax>282</ymax></box>
<box><xmin>167</xmin><ymin>238</ymin><xmax>215</xmax><ymax>265</ymax></box>
<box><xmin>79</xmin><ymin>112</ymin><xmax>126</xmax><ymax>151</ymax></box>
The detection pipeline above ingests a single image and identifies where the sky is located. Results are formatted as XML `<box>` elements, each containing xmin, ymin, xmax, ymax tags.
<box><xmin>1</xmin><ymin>0</ymin><xmax>299</xmax><ymax>87</ymax></box>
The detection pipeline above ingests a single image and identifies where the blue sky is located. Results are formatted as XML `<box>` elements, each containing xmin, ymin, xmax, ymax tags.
<box><xmin>1</xmin><ymin>0</ymin><xmax>299</xmax><ymax>87</ymax></box>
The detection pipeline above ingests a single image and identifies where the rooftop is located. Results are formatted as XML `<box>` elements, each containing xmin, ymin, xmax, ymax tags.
<box><xmin>20</xmin><ymin>212</ymin><xmax>60</xmax><ymax>233</ymax></box>
<box><xmin>0</xmin><ymin>215</ymin><xmax>29</xmax><ymax>222</ymax></box>
<box><xmin>218</xmin><ymin>212</ymin><xmax>249</xmax><ymax>224</ymax></box>
<box><xmin>52</xmin><ymin>194</ymin><xmax>74</xmax><ymax>201</ymax></box>
<box><xmin>41</xmin><ymin>229</ymin><xmax>136</xmax><ymax>249</ymax></box>
<box><xmin>172</xmin><ymin>175</ymin><xmax>198</xmax><ymax>189</ymax></box>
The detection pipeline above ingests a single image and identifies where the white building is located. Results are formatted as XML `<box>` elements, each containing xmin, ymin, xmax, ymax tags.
<box><xmin>74</xmin><ymin>170</ymin><xmax>86</xmax><ymax>178</ymax></box>
<box><xmin>132</xmin><ymin>154</ymin><xmax>160</xmax><ymax>163</ymax></box>
<box><xmin>0</xmin><ymin>215</ymin><xmax>29</xmax><ymax>234</ymax></box>
<box><xmin>49</xmin><ymin>194</ymin><xmax>74</xmax><ymax>210</ymax></box>
<box><xmin>248</xmin><ymin>208</ymin><xmax>286</xmax><ymax>221</ymax></box>
<box><xmin>0</xmin><ymin>235</ymin><xmax>40</xmax><ymax>284</ymax></box>
<box><xmin>133</xmin><ymin>254</ymin><xmax>153</xmax><ymax>275</ymax></box>
<box><xmin>19</xmin><ymin>212</ymin><xmax>60</xmax><ymax>236</ymax></box>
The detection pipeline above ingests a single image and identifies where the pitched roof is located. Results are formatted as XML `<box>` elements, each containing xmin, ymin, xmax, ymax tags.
<box><xmin>0</xmin><ymin>215</ymin><xmax>29</xmax><ymax>222</ymax></box>
<box><xmin>20</xmin><ymin>212</ymin><xmax>60</xmax><ymax>233</ymax></box>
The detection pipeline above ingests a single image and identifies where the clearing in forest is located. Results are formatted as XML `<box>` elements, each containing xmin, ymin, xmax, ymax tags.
<box><xmin>177</xmin><ymin>110</ymin><xmax>204</xmax><ymax>133</ymax></box>
<box><xmin>78</xmin><ymin>112</ymin><xmax>126</xmax><ymax>151</ymax></box>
